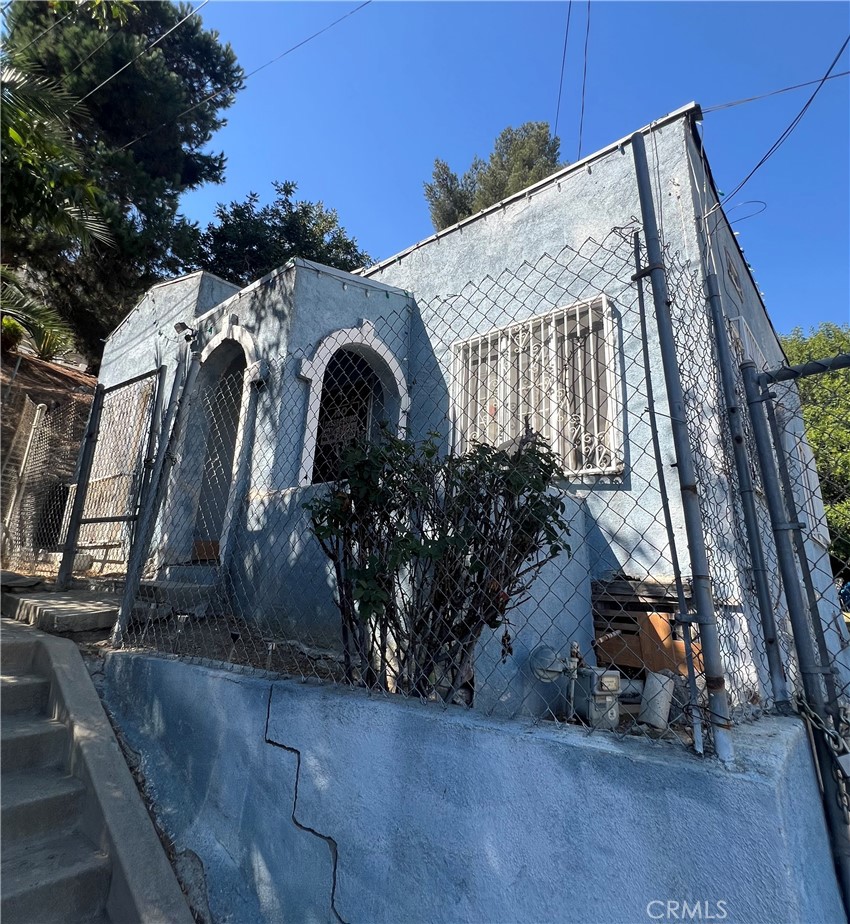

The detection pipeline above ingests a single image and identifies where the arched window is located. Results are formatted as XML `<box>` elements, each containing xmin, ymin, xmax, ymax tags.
<box><xmin>298</xmin><ymin>321</ymin><xmax>409</xmax><ymax>485</ymax></box>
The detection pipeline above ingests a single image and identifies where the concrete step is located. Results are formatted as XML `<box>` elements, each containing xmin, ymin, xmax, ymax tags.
<box><xmin>1</xmin><ymin>829</ymin><xmax>110</xmax><ymax>924</ymax></box>
<box><xmin>137</xmin><ymin>579</ymin><xmax>222</xmax><ymax>617</ymax></box>
<box><xmin>1</xmin><ymin>714</ymin><xmax>67</xmax><ymax>773</ymax></box>
<box><xmin>161</xmin><ymin>563</ymin><xmax>218</xmax><ymax>585</ymax></box>
<box><xmin>2</xmin><ymin>769</ymin><xmax>86</xmax><ymax>842</ymax></box>
<box><xmin>0</xmin><ymin>638</ymin><xmax>36</xmax><ymax>674</ymax></box>
<box><xmin>1</xmin><ymin>672</ymin><xmax>49</xmax><ymax>715</ymax></box>
<box><xmin>1</xmin><ymin>592</ymin><xmax>119</xmax><ymax>633</ymax></box>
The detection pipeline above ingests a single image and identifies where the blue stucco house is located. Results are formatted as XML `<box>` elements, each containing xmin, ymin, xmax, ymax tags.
<box><xmin>95</xmin><ymin>102</ymin><xmax>843</xmax><ymax>718</ymax></box>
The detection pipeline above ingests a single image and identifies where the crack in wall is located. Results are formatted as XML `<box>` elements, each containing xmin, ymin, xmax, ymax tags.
<box><xmin>264</xmin><ymin>686</ymin><xmax>349</xmax><ymax>924</ymax></box>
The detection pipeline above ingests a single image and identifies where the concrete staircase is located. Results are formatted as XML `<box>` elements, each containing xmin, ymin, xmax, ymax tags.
<box><xmin>0</xmin><ymin>620</ymin><xmax>194</xmax><ymax>924</ymax></box>
<box><xmin>2</xmin><ymin>637</ymin><xmax>111</xmax><ymax>923</ymax></box>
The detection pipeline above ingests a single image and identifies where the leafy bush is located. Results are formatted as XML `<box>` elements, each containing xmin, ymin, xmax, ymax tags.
<box><xmin>307</xmin><ymin>428</ymin><xmax>570</xmax><ymax>702</ymax></box>
<box><xmin>1</xmin><ymin>315</ymin><xmax>25</xmax><ymax>353</ymax></box>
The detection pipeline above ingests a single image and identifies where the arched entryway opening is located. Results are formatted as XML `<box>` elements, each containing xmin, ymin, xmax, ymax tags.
<box><xmin>192</xmin><ymin>340</ymin><xmax>247</xmax><ymax>561</ymax></box>
<box><xmin>312</xmin><ymin>349</ymin><xmax>384</xmax><ymax>484</ymax></box>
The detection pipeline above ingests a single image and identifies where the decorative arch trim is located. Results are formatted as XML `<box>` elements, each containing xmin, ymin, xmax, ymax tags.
<box><xmin>297</xmin><ymin>319</ymin><xmax>410</xmax><ymax>484</ymax></box>
<box><xmin>200</xmin><ymin>313</ymin><xmax>260</xmax><ymax>370</ymax></box>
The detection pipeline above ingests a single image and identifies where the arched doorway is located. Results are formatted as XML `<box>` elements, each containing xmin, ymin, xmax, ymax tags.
<box><xmin>192</xmin><ymin>341</ymin><xmax>247</xmax><ymax>561</ymax></box>
<box><xmin>312</xmin><ymin>349</ymin><xmax>384</xmax><ymax>484</ymax></box>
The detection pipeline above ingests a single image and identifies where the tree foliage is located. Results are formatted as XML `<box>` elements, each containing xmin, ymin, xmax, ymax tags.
<box><xmin>307</xmin><ymin>429</ymin><xmax>569</xmax><ymax>700</ymax></box>
<box><xmin>780</xmin><ymin>322</ymin><xmax>850</xmax><ymax>573</ymax></box>
<box><xmin>3</xmin><ymin>0</ymin><xmax>244</xmax><ymax>358</ymax></box>
<box><xmin>192</xmin><ymin>181</ymin><xmax>371</xmax><ymax>287</ymax></box>
<box><xmin>424</xmin><ymin>122</ymin><xmax>564</xmax><ymax>231</ymax></box>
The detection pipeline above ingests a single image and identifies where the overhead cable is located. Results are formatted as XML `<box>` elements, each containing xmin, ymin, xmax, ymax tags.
<box><xmin>8</xmin><ymin>7</ymin><xmax>74</xmax><ymax>55</ymax></box>
<box><xmin>553</xmin><ymin>1</ymin><xmax>573</xmax><ymax>141</ymax></box>
<box><xmin>713</xmin><ymin>33</ymin><xmax>849</xmax><ymax>208</ymax></box>
<box><xmin>704</xmin><ymin>69</ymin><xmax>849</xmax><ymax>113</ymax></box>
<box><xmin>576</xmin><ymin>0</ymin><xmax>591</xmax><ymax>160</ymax></box>
<box><xmin>74</xmin><ymin>0</ymin><xmax>210</xmax><ymax>108</ymax></box>
<box><xmin>116</xmin><ymin>0</ymin><xmax>373</xmax><ymax>154</ymax></box>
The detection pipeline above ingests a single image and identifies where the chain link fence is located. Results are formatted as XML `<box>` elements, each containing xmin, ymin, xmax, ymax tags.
<box><xmin>2</xmin><ymin>394</ymin><xmax>90</xmax><ymax>576</ymax></box>
<box><xmin>106</xmin><ymin>223</ymin><xmax>801</xmax><ymax>754</ymax></box>
<box><xmin>2</xmin><ymin>370</ymin><xmax>160</xmax><ymax>584</ymax></box>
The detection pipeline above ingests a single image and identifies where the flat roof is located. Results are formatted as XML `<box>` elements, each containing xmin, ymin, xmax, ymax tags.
<box><xmin>358</xmin><ymin>102</ymin><xmax>702</xmax><ymax>277</ymax></box>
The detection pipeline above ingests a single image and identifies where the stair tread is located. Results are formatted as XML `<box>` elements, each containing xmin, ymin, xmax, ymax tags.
<box><xmin>0</xmin><ymin>671</ymin><xmax>48</xmax><ymax>685</ymax></box>
<box><xmin>1</xmin><ymin>712</ymin><xmax>65</xmax><ymax>740</ymax></box>
<box><xmin>1</xmin><ymin>829</ymin><xmax>110</xmax><ymax>898</ymax></box>
<box><xmin>2</xmin><ymin>766</ymin><xmax>85</xmax><ymax>811</ymax></box>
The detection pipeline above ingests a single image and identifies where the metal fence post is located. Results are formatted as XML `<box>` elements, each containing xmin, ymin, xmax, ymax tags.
<box><xmin>56</xmin><ymin>385</ymin><xmax>105</xmax><ymax>590</ymax></box>
<box><xmin>741</xmin><ymin>358</ymin><xmax>850</xmax><ymax>908</ymax></box>
<box><xmin>762</xmin><ymin>391</ymin><xmax>843</xmax><ymax>716</ymax></box>
<box><xmin>634</xmin><ymin>233</ymin><xmax>705</xmax><ymax>755</ymax></box>
<box><xmin>632</xmin><ymin>131</ymin><xmax>734</xmax><ymax>763</ymax></box>
<box><xmin>113</xmin><ymin>350</ymin><xmax>197</xmax><ymax>647</ymax></box>
<box><xmin>704</xmin><ymin>273</ymin><xmax>791</xmax><ymax>709</ymax></box>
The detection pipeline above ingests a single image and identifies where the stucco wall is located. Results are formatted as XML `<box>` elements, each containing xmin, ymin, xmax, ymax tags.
<box><xmin>99</xmin><ymin>272</ymin><xmax>240</xmax><ymax>390</ymax></box>
<box><xmin>103</xmin><ymin>653</ymin><xmax>844</xmax><ymax>924</ymax></box>
<box><xmin>361</xmin><ymin>119</ymin><xmax>699</xmax><ymax>585</ymax></box>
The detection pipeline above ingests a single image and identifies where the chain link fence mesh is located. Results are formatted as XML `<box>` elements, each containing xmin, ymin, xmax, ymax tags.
<box><xmin>2</xmin><ymin>394</ymin><xmax>90</xmax><ymax>576</ymax></box>
<box><xmin>2</xmin><ymin>372</ymin><xmax>158</xmax><ymax>582</ymax></box>
<box><xmin>110</xmin><ymin>224</ymin><xmax>794</xmax><ymax>753</ymax></box>
<box><xmin>11</xmin><ymin>226</ymin><xmax>840</xmax><ymax>758</ymax></box>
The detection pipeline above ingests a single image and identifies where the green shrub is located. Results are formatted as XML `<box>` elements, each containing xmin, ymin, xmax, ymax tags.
<box><xmin>1</xmin><ymin>316</ymin><xmax>26</xmax><ymax>353</ymax></box>
<box><xmin>307</xmin><ymin>428</ymin><xmax>570</xmax><ymax>700</ymax></box>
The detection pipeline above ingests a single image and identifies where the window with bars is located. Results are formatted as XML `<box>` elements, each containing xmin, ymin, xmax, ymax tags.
<box><xmin>451</xmin><ymin>296</ymin><xmax>622</xmax><ymax>475</ymax></box>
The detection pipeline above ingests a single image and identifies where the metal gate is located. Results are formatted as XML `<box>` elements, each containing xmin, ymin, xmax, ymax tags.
<box><xmin>55</xmin><ymin>367</ymin><xmax>165</xmax><ymax>589</ymax></box>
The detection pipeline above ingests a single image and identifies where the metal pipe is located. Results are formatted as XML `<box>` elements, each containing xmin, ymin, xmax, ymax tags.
<box><xmin>760</xmin><ymin>353</ymin><xmax>850</xmax><ymax>386</ymax></box>
<box><xmin>113</xmin><ymin>350</ymin><xmax>197</xmax><ymax>647</ymax></box>
<box><xmin>632</xmin><ymin>132</ymin><xmax>734</xmax><ymax>763</ymax></box>
<box><xmin>704</xmin><ymin>273</ymin><xmax>790</xmax><ymax>709</ymax></box>
<box><xmin>634</xmin><ymin>232</ymin><xmax>704</xmax><ymax>754</ymax></box>
<box><xmin>101</xmin><ymin>365</ymin><xmax>162</xmax><ymax>394</ymax></box>
<box><xmin>2</xmin><ymin>353</ymin><xmax>22</xmax><ymax>402</ymax></box>
<box><xmin>741</xmin><ymin>358</ymin><xmax>850</xmax><ymax>911</ymax></box>
<box><xmin>763</xmin><ymin>391</ymin><xmax>842</xmax><ymax>718</ymax></box>
<box><xmin>56</xmin><ymin>387</ymin><xmax>105</xmax><ymax>590</ymax></box>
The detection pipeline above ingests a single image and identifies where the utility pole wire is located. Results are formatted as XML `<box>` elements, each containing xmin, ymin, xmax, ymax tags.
<box><xmin>74</xmin><ymin>0</ymin><xmax>210</xmax><ymax>109</ymax></box>
<box><xmin>716</xmin><ymin>33</ymin><xmax>849</xmax><ymax>207</ymax></box>
<box><xmin>553</xmin><ymin>1</ymin><xmax>572</xmax><ymax>141</ymax></box>
<box><xmin>576</xmin><ymin>0</ymin><xmax>590</xmax><ymax>161</ymax></box>
<box><xmin>116</xmin><ymin>0</ymin><xmax>373</xmax><ymax>154</ymax></box>
<box><xmin>7</xmin><ymin>7</ymin><xmax>74</xmax><ymax>55</ymax></box>
<box><xmin>703</xmin><ymin>70</ymin><xmax>849</xmax><ymax>113</ymax></box>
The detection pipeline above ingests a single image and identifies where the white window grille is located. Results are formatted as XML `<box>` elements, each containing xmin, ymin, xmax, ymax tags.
<box><xmin>451</xmin><ymin>296</ymin><xmax>622</xmax><ymax>475</ymax></box>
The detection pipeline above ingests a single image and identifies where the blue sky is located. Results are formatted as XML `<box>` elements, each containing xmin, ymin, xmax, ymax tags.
<box><xmin>180</xmin><ymin>1</ymin><xmax>850</xmax><ymax>335</ymax></box>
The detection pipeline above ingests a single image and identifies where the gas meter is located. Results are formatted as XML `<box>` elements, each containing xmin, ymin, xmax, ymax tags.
<box><xmin>572</xmin><ymin>667</ymin><xmax>621</xmax><ymax>729</ymax></box>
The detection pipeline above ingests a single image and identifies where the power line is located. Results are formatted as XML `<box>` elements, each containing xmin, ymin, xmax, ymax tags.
<box><xmin>552</xmin><ymin>1</ymin><xmax>573</xmax><ymax>141</ymax></box>
<box><xmin>715</xmin><ymin>33</ymin><xmax>849</xmax><ymax>207</ymax></box>
<box><xmin>9</xmin><ymin>7</ymin><xmax>74</xmax><ymax>55</ymax></box>
<box><xmin>116</xmin><ymin>0</ymin><xmax>373</xmax><ymax>155</ymax></box>
<box><xmin>74</xmin><ymin>0</ymin><xmax>210</xmax><ymax>108</ymax></box>
<box><xmin>704</xmin><ymin>70</ymin><xmax>849</xmax><ymax>113</ymax></box>
<box><xmin>64</xmin><ymin>27</ymin><xmax>121</xmax><ymax>82</ymax></box>
<box><xmin>576</xmin><ymin>0</ymin><xmax>591</xmax><ymax>160</ymax></box>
